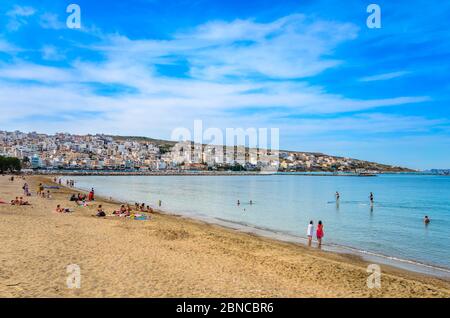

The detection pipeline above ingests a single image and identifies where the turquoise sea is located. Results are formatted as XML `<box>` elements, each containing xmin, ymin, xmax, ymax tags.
<box><xmin>67</xmin><ymin>174</ymin><xmax>450</xmax><ymax>276</ymax></box>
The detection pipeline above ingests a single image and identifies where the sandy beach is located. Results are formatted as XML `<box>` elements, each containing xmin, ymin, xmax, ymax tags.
<box><xmin>0</xmin><ymin>175</ymin><xmax>449</xmax><ymax>298</ymax></box>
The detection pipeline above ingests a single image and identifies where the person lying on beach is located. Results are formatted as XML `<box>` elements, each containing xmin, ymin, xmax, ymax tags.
<box><xmin>55</xmin><ymin>204</ymin><xmax>71</xmax><ymax>213</ymax></box>
<box><xmin>19</xmin><ymin>197</ymin><xmax>31</xmax><ymax>205</ymax></box>
<box><xmin>70</xmin><ymin>194</ymin><xmax>77</xmax><ymax>201</ymax></box>
<box><xmin>76</xmin><ymin>199</ymin><xmax>88</xmax><ymax>207</ymax></box>
<box><xmin>146</xmin><ymin>205</ymin><xmax>153</xmax><ymax>213</ymax></box>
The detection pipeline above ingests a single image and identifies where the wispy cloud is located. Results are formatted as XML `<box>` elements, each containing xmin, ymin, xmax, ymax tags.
<box><xmin>41</xmin><ymin>45</ymin><xmax>65</xmax><ymax>61</ymax></box>
<box><xmin>359</xmin><ymin>71</ymin><xmax>410</xmax><ymax>82</ymax></box>
<box><xmin>39</xmin><ymin>13</ymin><xmax>65</xmax><ymax>30</ymax></box>
<box><xmin>0</xmin><ymin>14</ymin><xmax>431</xmax><ymax>131</ymax></box>
<box><xmin>6</xmin><ymin>5</ymin><xmax>36</xmax><ymax>31</ymax></box>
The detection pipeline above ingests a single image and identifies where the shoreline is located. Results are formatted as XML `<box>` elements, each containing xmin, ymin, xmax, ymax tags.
<box><xmin>66</xmin><ymin>176</ymin><xmax>450</xmax><ymax>279</ymax></box>
<box><xmin>1</xmin><ymin>174</ymin><xmax>449</xmax><ymax>297</ymax></box>
<box><xmin>56</xmin><ymin>176</ymin><xmax>450</xmax><ymax>282</ymax></box>
<box><xmin>23</xmin><ymin>170</ymin><xmax>422</xmax><ymax>177</ymax></box>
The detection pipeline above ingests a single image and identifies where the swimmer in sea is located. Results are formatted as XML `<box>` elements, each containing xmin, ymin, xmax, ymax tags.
<box><xmin>237</xmin><ymin>200</ymin><xmax>240</xmax><ymax>206</ymax></box>
<box><xmin>424</xmin><ymin>215</ymin><xmax>430</xmax><ymax>225</ymax></box>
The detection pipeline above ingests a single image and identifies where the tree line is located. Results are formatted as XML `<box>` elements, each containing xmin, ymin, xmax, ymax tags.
<box><xmin>0</xmin><ymin>156</ymin><xmax>22</xmax><ymax>173</ymax></box>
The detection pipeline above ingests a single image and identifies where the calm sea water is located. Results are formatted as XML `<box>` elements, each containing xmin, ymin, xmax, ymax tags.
<box><xmin>68</xmin><ymin>174</ymin><xmax>450</xmax><ymax>272</ymax></box>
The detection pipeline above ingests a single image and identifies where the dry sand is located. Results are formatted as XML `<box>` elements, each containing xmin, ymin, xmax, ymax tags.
<box><xmin>0</xmin><ymin>175</ymin><xmax>449</xmax><ymax>298</ymax></box>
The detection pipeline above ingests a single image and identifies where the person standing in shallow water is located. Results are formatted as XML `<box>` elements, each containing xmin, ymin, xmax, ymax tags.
<box><xmin>307</xmin><ymin>221</ymin><xmax>314</xmax><ymax>247</ymax></box>
<box><xmin>369</xmin><ymin>192</ymin><xmax>374</xmax><ymax>204</ymax></box>
<box><xmin>316</xmin><ymin>221</ymin><xmax>324</xmax><ymax>248</ymax></box>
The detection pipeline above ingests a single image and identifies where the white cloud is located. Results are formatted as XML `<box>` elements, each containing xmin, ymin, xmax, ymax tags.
<box><xmin>6</xmin><ymin>5</ymin><xmax>36</xmax><ymax>31</ymax></box>
<box><xmin>41</xmin><ymin>45</ymin><xmax>65</xmax><ymax>61</ymax></box>
<box><xmin>39</xmin><ymin>13</ymin><xmax>65</xmax><ymax>30</ymax></box>
<box><xmin>360</xmin><ymin>71</ymin><xmax>410</xmax><ymax>82</ymax></box>
<box><xmin>0</xmin><ymin>38</ymin><xmax>19</xmax><ymax>53</ymax></box>
<box><xmin>0</xmin><ymin>14</ymin><xmax>435</xmax><ymax>143</ymax></box>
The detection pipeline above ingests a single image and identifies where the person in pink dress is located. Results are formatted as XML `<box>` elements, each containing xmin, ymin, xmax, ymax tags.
<box><xmin>316</xmin><ymin>220</ymin><xmax>324</xmax><ymax>248</ymax></box>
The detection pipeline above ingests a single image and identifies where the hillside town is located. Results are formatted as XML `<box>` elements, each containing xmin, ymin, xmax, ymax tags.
<box><xmin>0</xmin><ymin>130</ymin><xmax>412</xmax><ymax>173</ymax></box>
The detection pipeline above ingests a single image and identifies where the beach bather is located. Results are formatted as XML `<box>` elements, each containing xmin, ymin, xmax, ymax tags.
<box><xmin>113</xmin><ymin>204</ymin><xmax>127</xmax><ymax>215</ymax></box>
<box><xmin>95</xmin><ymin>205</ymin><xmax>106</xmax><ymax>217</ymax></box>
<box><xmin>18</xmin><ymin>197</ymin><xmax>30</xmax><ymax>205</ymax></box>
<box><xmin>316</xmin><ymin>221</ymin><xmax>324</xmax><ymax>248</ymax></box>
<box><xmin>55</xmin><ymin>204</ymin><xmax>71</xmax><ymax>213</ymax></box>
<box><xmin>307</xmin><ymin>220</ymin><xmax>314</xmax><ymax>247</ymax></box>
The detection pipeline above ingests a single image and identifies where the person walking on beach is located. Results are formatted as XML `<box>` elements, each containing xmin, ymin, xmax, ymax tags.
<box><xmin>316</xmin><ymin>221</ymin><xmax>324</xmax><ymax>248</ymax></box>
<box><xmin>22</xmin><ymin>183</ymin><xmax>29</xmax><ymax>196</ymax></box>
<box><xmin>37</xmin><ymin>183</ymin><xmax>44</xmax><ymax>196</ymax></box>
<box><xmin>307</xmin><ymin>221</ymin><xmax>314</xmax><ymax>247</ymax></box>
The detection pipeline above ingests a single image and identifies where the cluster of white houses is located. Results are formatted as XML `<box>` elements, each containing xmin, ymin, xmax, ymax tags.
<box><xmin>0</xmin><ymin>130</ymin><xmax>400</xmax><ymax>172</ymax></box>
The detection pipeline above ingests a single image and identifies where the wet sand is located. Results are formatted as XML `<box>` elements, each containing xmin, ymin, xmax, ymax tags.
<box><xmin>0</xmin><ymin>175</ymin><xmax>449</xmax><ymax>297</ymax></box>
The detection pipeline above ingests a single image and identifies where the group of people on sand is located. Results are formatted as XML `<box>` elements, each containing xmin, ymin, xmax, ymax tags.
<box><xmin>134</xmin><ymin>202</ymin><xmax>154</xmax><ymax>213</ymax></box>
<box><xmin>11</xmin><ymin>196</ymin><xmax>31</xmax><ymax>206</ymax></box>
<box><xmin>70</xmin><ymin>193</ymin><xmax>90</xmax><ymax>206</ymax></box>
<box><xmin>111</xmin><ymin>203</ymin><xmax>153</xmax><ymax>216</ymax></box>
<box><xmin>92</xmin><ymin>203</ymin><xmax>153</xmax><ymax>218</ymax></box>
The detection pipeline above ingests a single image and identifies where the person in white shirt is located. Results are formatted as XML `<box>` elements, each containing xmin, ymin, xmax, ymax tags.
<box><xmin>307</xmin><ymin>221</ymin><xmax>314</xmax><ymax>247</ymax></box>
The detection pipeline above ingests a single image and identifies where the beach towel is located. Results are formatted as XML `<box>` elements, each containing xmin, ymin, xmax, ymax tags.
<box><xmin>134</xmin><ymin>216</ymin><xmax>149</xmax><ymax>221</ymax></box>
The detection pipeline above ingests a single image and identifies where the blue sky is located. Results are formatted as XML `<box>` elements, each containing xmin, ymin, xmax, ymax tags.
<box><xmin>0</xmin><ymin>0</ymin><xmax>449</xmax><ymax>169</ymax></box>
